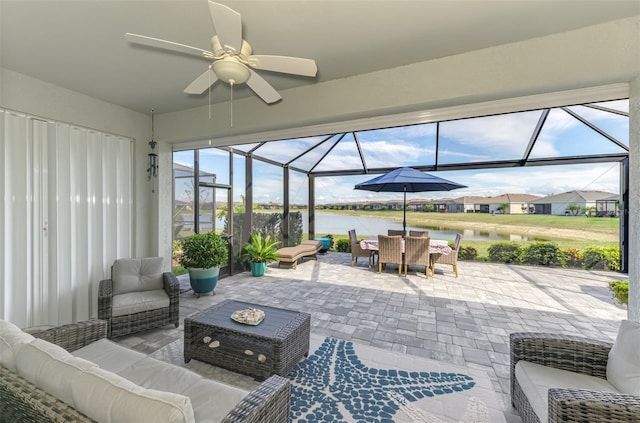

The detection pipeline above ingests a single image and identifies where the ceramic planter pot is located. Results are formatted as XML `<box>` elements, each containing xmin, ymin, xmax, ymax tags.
<box><xmin>188</xmin><ymin>267</ymin><xmax>220</xmax><ymax>296</ymax></box>
<box><xmin>250</xmin><ymin>261</ymin><xmax>267</xmax><ymax>277</ymax></box>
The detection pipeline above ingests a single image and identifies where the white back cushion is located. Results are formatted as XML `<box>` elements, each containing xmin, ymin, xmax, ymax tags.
<box><xmin>0</xmin><ymin>319</ymin><xmax>35</xmax><ymax>372</ymax></box>
<box><xmin>15</xmin><ymin>339</ymin><xmax>97</xmax><ymax>406</ymax></box>
<box><xmin>607</xmin><ymin>319</ymin><xmax>640</xmax><ymax>394</ymax></box>
<box><xmin>72</xmin><ymin>367</ymin><xmax>195</xmax><ymax>423</ymax></box>
<box><xmin>112</xmin><ymin>257</ymin><xmax>164</xmax><ymax>295</ymax></box>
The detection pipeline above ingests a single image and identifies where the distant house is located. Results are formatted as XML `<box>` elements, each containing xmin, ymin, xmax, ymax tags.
<box><xmin>530</xmin><ymin>190</ymin><xmax>619</xmax><ymax>215</ymax></box>
<box><xmin>434</xmin><ymin>194</ymin><xmax>539</xmax><ymax>214</ymax></box>
<box><xmin>480</xmin><ymin>193</ymin><xmax>541</xmax><ymax>214</ymax></box>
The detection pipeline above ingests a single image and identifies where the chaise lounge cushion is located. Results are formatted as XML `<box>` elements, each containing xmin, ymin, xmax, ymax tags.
<box><xmin>607</xmin><ymin>319</ymin><xmax>640</xmax><ymax>395</ymax></box>
<box><xmin>0</xmin><ymin>319</ymin><xmax>35</xmax><ymax>372</ymax></box>
<box><xmin>516</xmin><ymin>359</ymin><xmax>619</xmax><ymax>423</ymax></box>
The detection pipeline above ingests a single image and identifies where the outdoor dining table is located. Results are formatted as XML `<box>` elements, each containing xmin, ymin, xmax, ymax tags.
<box><xmin>359</xmin><ymin>237</ymin><xmax>452</xmax><ymax>255</ymax></box>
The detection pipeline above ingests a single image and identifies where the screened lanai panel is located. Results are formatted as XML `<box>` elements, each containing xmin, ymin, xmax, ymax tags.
<box><xmin>289</xmin><ymin>134</ymin><xmax>341</xmax><ymax>171</ymax></box>
<box><xmin>289</xmin><ymin>170</ymin><xmax>308</xmax><ymax>206</ymax></box>
<box><xmin>313</xmin><ymin>133</ymin><xmax>365</xmax><ymax>172</ymax></box>
<box><xmin>253</xmin><ymin>136</ymin><xmax>327</xmax><ymax>164</ymax></box>
<box><xmin>592</xmin><ymin>99</ymin><xmax>629</xmax><ymax>113</ymax></box>
<box><xmin>438</xmin><ymin>111</ymin><xmax>542</xmax><ymax>165</ymax></box>
<box><xmin>528</xmin><ymin>108</ymin><xmax>627</xmax><ymax>159</ymax></box>
<box><xmin>231</xmin><ymin>143</ymin><xmax>260</xmax><ymax>153</ymax></box>
<box><xmin>253</xmin><ymin>160</ymin><xmax>283</xmax><ymax>205</ymax></box>
<box><xmin>566</xmin><ymin>105</ymin><xmax>629</xmax><ymax>147</ymax></box>
<box><xmin>357</xmin><ymin>124</ymin><xmax>437</xmax><ymax>168</ymax></box>
<box><xmin>199</xmin><ymin>148</ymin><xmax>229</xmax><ymax>184</ymax></box>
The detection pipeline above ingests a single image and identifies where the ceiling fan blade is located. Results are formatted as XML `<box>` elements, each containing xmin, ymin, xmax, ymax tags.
<box><xmin>250</xmin><ymin>55</ymin><xmax>318</xmax><ymax>77</ymax></box>
<box><xmin>184</xmin><ymin>69</ymin><xmax>219</xmax><ymax>94</ymax></box>
<box><xmin>208</xmin><ymin>1</ymin><xmax>242</xmax><ymax>53</ymax></box>
<box><xmin>125</xmin><ymin>33</ymin><xmax>212</xmax><ymax>59</ymax></box>
<box><xmin>246</xmin><ymin>70</ymin><xmax>282</xmax><ymax>104</ymax></box>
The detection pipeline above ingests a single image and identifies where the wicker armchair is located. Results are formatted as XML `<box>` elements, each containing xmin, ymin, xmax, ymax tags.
<box><xmin>404</xmin><ymin>235</ymin><xmax>430</xmax><ymax>277</ymax></box>
<box><xmin>510</xmin><ymin>332</ymin><xmax>640</xmax><ymax>423</ymax></box>
<box><xmin>377</xmin><ymin>235</ymin><xmax>403</xmax><ymax>275</ymax></box>
<box><xmin>431</xmin><ymin>233</ymin><xmax>462</xmax><ymax>277</ymax></box>
<box><xmin>348</xmin><ymin>229</ymin><xmax>372</xmax><ymax>268</ymax></box>
<box><xmin>409</xmin><ymin>230</ymin><xmax>429</xmax><ymax>237</ymax></box>
<box><xmin>98</xmin><ymin>257</ymin><xmax>179</xmax><ymax>338</ymax></box>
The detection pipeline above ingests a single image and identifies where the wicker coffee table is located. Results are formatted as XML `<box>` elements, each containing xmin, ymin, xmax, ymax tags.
<box><xmin>184</xmin><ymin>299</ymin><xmax>311</xmax><ymax>379</ymax></box>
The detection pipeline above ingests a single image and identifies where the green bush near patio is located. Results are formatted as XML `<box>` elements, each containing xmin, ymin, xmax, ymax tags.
<box><xmin>487</xmin><ymin>242</ymin><xmax>524</xmax><ymax>264</ymax></box>
<box><xmin>608</xmin><ymin>280</ymin><xmax>628</xmax><ymax>305</ymax></box>
<box><xmin>335</xmin><ymin>239</ymin><xmax>351</xmax><ymax>252</ymax></box>
<box><xmin>582</xmin><ymin>246</ymin><xmax>621</xmax><ymax>271</ymax></box>
<box><xmin>564</xmin><ymin>248</ymin><xmax>583</xmax><ymax>268</ymax></box>
<box><xmin>458</xmin><ymin>245</ymin><xmax>478</xmax><ymax>261</ymax></box>
<box><xmin>522</xmin><ymin>241</ymin><xmax>567</xmax><ymax>267</ymax></box>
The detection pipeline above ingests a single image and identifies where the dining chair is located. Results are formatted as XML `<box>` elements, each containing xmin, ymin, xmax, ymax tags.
<box><xmin>409</xmin><ymin>230</ymin><xmax>429</xmax><ymax>238</ymax></box>
<box><xmin>348</xmin><ymin>229</ymin><xmax>372</xmax><ymax>268</ymax></box>
<box><xmin>387</xmin><ymin>229</ymin><xmax>405</xmax><ymax>237</ymax></box>
<box><xmin>404</xmin><ymin>235</ymin><xmax>431</xmax><ymax>277</ymax></box>
<box><xmin>377</xmin><ymin>235</ymin><xmax>403</xmax><ymax>275</ymax></box>
<box><xmin>431</xmin><ymin>233</ymin><xmax>463</xmax><ymax>277</ymax></box>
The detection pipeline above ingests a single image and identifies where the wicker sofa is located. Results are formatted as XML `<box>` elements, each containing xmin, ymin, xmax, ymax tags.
<box><xmin>510</xmin><ymin>326</ymin><xmax>640</xmax><ymax>423</ymax></box>
<box><xmin>0</xmin><ymin>319</ymin><xmax>290</xmax><ymax>423</ymax></box>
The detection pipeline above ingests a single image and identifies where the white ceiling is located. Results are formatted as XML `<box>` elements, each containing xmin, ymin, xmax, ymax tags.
<box><xmin>1</xmin><ymin>0</ymin><xmax>639</xmax><ymax>115</ymax></box>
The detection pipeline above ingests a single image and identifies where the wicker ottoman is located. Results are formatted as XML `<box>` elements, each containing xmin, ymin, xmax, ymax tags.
<box><xmin>184</xmin><ymin>299</ymin><xmax>310</xmax><ymax>379</ymax></box>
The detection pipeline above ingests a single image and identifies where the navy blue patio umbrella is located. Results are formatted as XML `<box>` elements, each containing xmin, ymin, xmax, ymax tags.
<box><xmin>354</xmin><ymin>167</ymin><xmax>467</xmax><ymax>233</ymax></box>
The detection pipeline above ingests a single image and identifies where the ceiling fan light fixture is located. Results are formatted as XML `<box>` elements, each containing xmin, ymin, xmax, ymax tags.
<box><xmin>212</xmin><ymin>57</ymin><xmax>250</xmax><ymax>85</ymax></box>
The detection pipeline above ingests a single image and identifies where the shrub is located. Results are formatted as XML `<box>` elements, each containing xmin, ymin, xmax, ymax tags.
<box><xmin>522</xmin><ymin>242</ymin><xmax>567</xmax><ymax>267</ymax></box>
<box><xmin>582</xmin><ymin>246</ymin><xmax>621</xmax><ymax>271</ymax></box>
<box><xmin>487</xmin><ymin>242</ymin><xmax>523</xmax><ymax>264</ymax></box>
<box><xmin>608</xmin><ymin>280</ymin><xmax>628</xmax><ymax>305</ymax></box>
<box><xmin>564</xmin><ymin>248</ymin><xmax>582</xmax><ymax>268</ymax></box>
<box><xmin>458</xmin><ymin>245</ymin><xmax>477</xmax><ymax>261</ymax></box>
<box><xmin>335</xmin><ymin>239</ymin><xmax>351</xmax><ymax>253</ymax></box>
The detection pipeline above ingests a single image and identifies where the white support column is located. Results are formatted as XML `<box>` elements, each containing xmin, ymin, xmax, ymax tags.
<box><xmin>629</xmin><ymin>76</ymin><xmax>640</xmax><ymax>322</ymax></box>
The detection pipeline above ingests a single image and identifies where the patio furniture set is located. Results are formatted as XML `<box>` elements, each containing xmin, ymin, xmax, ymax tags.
<box><xmin>351</xmin><ymin>228</ymin><xmax>463</xmax><ymax>277</ymax></box>
<box><xmin>2</xmin><ymin>253</ymin><xmax>638</xmax><ymax>423</ymax></box>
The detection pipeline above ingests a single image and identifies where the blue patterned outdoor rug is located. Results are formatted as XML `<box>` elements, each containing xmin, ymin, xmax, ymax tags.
<box><xmin>149</xmin><ymin>336</ymin><xmax>503</xmax><ymax>422</ymax></box>
<box><xmin>288</xmin><ymin>337</ymin><xmax>499</xmax><ymax>423</ymax></box>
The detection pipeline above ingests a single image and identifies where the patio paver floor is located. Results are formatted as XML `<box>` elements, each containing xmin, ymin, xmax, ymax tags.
<box><xmin>117</xmin><ymin>252</ymin><xmax>627</xmax><ymax>423</ymax></box>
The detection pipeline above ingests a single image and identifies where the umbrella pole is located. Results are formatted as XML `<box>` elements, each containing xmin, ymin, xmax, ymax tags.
<box><xmin>403</xmin><ymin>185</ymin><xmax>407</xmax><ymax>235</ymax></box>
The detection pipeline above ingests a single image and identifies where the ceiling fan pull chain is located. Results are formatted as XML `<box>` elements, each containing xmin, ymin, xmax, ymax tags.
<box><xmin>230</xmin><ymin>82</ymin><xmax>234</xmax><ymax>127</ymax></box>
<box><xmin>208</xmin><ymin>65</ymin><xmax>212</xmax><ymax>120</ymax></box>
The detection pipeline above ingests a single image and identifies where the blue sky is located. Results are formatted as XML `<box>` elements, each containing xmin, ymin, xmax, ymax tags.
<box><xmin>174</xmin><ymin>100</ymin><xmax>628</xmax><ymax>205</ymax></box>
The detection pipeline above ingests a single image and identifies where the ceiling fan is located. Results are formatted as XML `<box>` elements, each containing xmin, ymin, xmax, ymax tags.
<box><xmin>125</xmin><ymin>1</ymin><xmax>317</xmax><ymax>104</ymax></box>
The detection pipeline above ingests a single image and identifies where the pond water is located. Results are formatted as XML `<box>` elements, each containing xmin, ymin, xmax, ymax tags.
<box><xmin>304</xmin><ymin>212</ymin><xmax>539</xmax><ymax>242</ymax></box>
<box><xmin>182</xmin><ymin>212</ymin><xmax>539</xmax><ymax>242</ymax></box>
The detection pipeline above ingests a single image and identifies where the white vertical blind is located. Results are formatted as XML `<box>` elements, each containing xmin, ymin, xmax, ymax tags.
<box><xmin>0</xmin><ymin>109</ymin><xmax>133</xmax><ymax>328</ymax></box>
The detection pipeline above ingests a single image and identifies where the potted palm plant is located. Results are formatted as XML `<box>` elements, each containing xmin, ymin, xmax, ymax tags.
<box><xmin>242</xmin><ymin>233</ymin><xmax>281</xmax><ymax>276</ymax></box>
<box><xmin>178</xmin><ymin>231</ymin><xmax>228</xmax><ymax>296</ymax></box>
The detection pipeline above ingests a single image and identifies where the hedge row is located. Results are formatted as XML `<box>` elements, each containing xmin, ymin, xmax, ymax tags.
<box><xmin>335</xmin><ymin>239</ymin><xmax>620</xmax><ymax>271</ymax></box>
<box><xmin>487</xmin><ymin>241</ymin><xmax>620</xmax><ymax>271</ymax></box>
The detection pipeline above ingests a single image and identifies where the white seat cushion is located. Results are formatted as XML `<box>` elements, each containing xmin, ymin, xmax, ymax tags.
<box><xmin>72</xmin><ymin>338</ymin><xmax>147</xmax><ymax>373</ymax></box>
<box><xmin>515</xmin><ymin>360</ymin><xmax>619</xmax><ymax>423</ymax></box>
<box><xmin>15</xmin><ymin>339</ymin><xmax>97</xmax><ymax>407</ymax></box>
<box><xmin>72</xmin><ymin>366</ymin><xmax>195</xmax><ymax>423</ymax></box>
<box><xmin>112</xmin><ymin>289</ymin><xmax>170</xmax><ymax>317</ymax></box>
<box><xmin>117</xmin><ymin>356</ymin><xmax>248</xmax><ymax>423</ymax></box>
<box><xmin>607</xmin><ymin>319</ymin><xmax>640</xmax><ymax>395</ymax></box>
<box><xmin>0</xmin><ymin>319</ymin><xmax>35</xmax><ymax>372</ymax></box>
